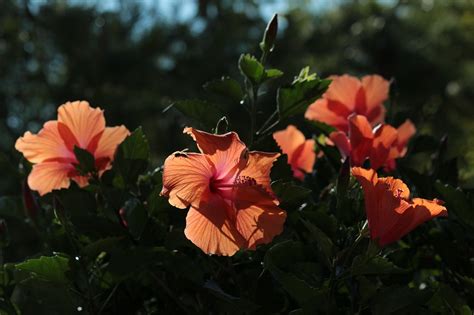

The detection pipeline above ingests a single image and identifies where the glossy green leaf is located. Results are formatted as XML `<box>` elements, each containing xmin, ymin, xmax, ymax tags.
<box><xmin>167</xmin><ymin>99</ymin><xmax>224</xmax><ymax>129</ymax></box>
<box><xmin>203</xmin><ymin>77</ymin><xmax>243</xmax><ymax>102</ymax></box>
<box><xmin>351</xmin><ymin>255</ymin><xmax>406</xmax><ymax>276</ymax></box>
<box><xmin>73</xmin><ymin>146</ymin><xmax>95</xmax><ymax>175</ymax></box>
<box><xmin>435</xmin><ymin>181</ymin><xmax>474</xmax><ymax>228</ymax></box>
<box><xmin>265</xmin><ymin>68</ymin><xmax>284</xmax><ymax>79</ymax></box>
<box><xmin>203</xmin><ymin>280</ymin><xmax>258</xmax><ymax>312</ymax></box>
<box><xmin>371</xmin><ymin>286</ymin><xmax>433</xmax><ymax>315</ymax></box>
<box><xmin>15</xmin><ymin>255</ymin><xmax>70</xmax><ymax>284</ymax></box>
<box><xmin>272</xmin><ymin>180</ymin><xmax>312</xmax><ymax>204</ymax></box>
<box><xmin>114</xmin><ymin>127</ymin><xmax>150</xmax><ymax>186</ymax></box>
<box><xmin>238</xmin><ymin>54</ymin><xmax>265</xmax><ymax>84</ymax></box>
<box><xmin>277</xmin><ymin>69</ymin><xmax>330</xmax><ymax>120</ymax></box>
<box><xmin>123</xmin><ymin>198</ymin><xmax>148</xmax><ymax>240</ymax></box>
<box><xmin>264</xmin><ymin>241</ymin><xmax>328</xmax><ymax>313</ymax></box>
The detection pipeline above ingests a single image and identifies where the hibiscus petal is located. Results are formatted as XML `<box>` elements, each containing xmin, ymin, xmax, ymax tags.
<box><xmin>291</xmin><ymin>140</ymin><xmax>316</xmax><ymax>180</ymax></box>
<box><xmin>273</xmin><ymin>125</ymin><xmax>315</xmax><ymax>180</ymax></box>
<box><xmin>348</xmin><ymin>115</ymin><xmax>373</xmax><ymax>166</ymax></box>
<box><xmin>352</xmin><ymin>167</ymin><xmax>411</xmax><ymax>242</ymax></box>
<box><xmin>184</xmin><ymin>127</ymin><xmax>247</xmax><ymax>175</ymax></box>
<box><xmin>233</xmin><ymin>185</ymin><xmax>286</xmax><ymax>249</ymax></box>
<box><xmin>395</xmin><ymin>119</ymin><xmax>416</xmax><ymax>157</ymax></box>
<box><xmin>305</xmin><ymin>99</ymin><xmax>351</xmax><ymax>132</ymax></box>
<box><xmin>370</xmin><ymin>124</ymin><xmax>397</xmax><ymax>169</ymax></box>
<box><xmin>15</xmin><ymin>121</ymin><xmax>73</xmax><ymax>164</ymax></box>
<box><xmin>361</xmin><ymin>75</ymin><xmax>389</xmax><ymax>112</ymax></box>
<box><xmin>94</xmin><ymin>126</ymin><xmax>130</xmax><ymax>160</ymax></box>
<box><xmin>272</xmin><ymin>125</ymin><xmax>306</xmax><ymax>163</ymax></box>
<box><xmin>329</xmin><ymin>131</ymin><xmax>351</xmax><ymax>160</ymax></box>
<box><xmin>28</xmin><ymin>162</ymin><xmax>74</xmax><ymax>196</ymax></box>
<box><xmin>366</xmin><ymin>105</ymin><xmax>386</xmax><ymax>127</ymax></box>
<box><xmin>408</xmin><ymin>198</ymin><xmax>447</xmax><ymax>228</ymax></box>
<box><xmin>185</xmin><ymin>195</ymin><xmax>245</xmax><ymax>256</ymax></box>
<box><xmin>379</xmin><ymin>198</ymin><xmax>446</xmax><ymax>246</ymax></box>
<box><xmin>325</xmin><ymin>75</ymin><xmax>362</xmax><ymax>112</ymax></box>
<box><xmin>57</xmin><ymin>101</ymin><xmax>106</xmax><ymax>149</ymax></box>
<box><xmin>239</xmin><ymin>151</ymin><xmax>280</xmax><ymax>196</ymax></box>
<box><xmin>161</xmin><ymin>152</ymin><xmax>214</xmax><ymax>209</ymax></box>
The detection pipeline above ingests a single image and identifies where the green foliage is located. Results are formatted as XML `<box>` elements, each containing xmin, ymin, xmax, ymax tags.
<box><xmin>277</xmin><ymin>68</ymin><xmax>331</xmax><ymax>120</ymax></box>
<box><xmin>239</xmin><ymin>54</ymin><xmax>266</xmax><ymax>85</ymax></box>
<box><xmin>114</xmin><ymin>127</ymin><xmax>150</xmax><ymax>187</ymax></box>
<box><xmin>15</xmin><ymin>255</ymin><xmax>70</xmax><ymax>284</ymax></box>
<box><xmin>73</xmin><ymin>146</ymin><xmax>96</xmax><ymax>176</ymax></box>
<box><xmin>203</xmin><ymin>77</ymin><xmax>243</xmax><ymax>103</ymax></box>
<box><xmin>166</xmin><ymin>100</ymin><xmax>224</xmax><ymax>129</ymax></box>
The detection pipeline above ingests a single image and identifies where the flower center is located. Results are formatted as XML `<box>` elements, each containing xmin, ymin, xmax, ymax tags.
<box><xmin>209</xmin><ymin>174</ymin><xmax>257</xmax><ymax>200</ymax></box>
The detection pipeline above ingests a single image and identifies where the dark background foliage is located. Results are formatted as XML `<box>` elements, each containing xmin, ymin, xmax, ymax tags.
<box><xmin>0</xmin><ymin>0</ymin><xmax>473</xmax><ymax>314</ymax></box>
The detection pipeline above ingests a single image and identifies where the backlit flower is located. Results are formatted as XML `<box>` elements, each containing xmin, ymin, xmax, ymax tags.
<box><xmin>385</xmin><ymin>120</ymin><xmax>416</xmax><ymax>171</ymax></box>
<box><xmin>272</xmin><ymin>125</ymin><xmax>316</xmax><ymax>180</ymax></box>
<box><xmin>161</xmin><ymin>127</ymin><xmax>286</xmax><ymax>256</ymax></box>
<box><xmin>329</xmin><ymin>114</ymin><xmax>398</xmax><ymax>169</ymax></box>
<box><xmin>15</xmin><ymin>101</ymin><xmax>130</xmax><ymax>196</ymax></box>
<box><xmin>305</xmin><ymin>74</ymin><xmax>389</xmax><ymax>132</ymax></box>
<box><xmin>352</xmin><ymin>167</ymin><xmax>447</xmax><ymax>246</ymax></box>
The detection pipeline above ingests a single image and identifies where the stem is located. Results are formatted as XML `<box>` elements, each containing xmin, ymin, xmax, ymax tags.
<box><xmin>150</xmin><ymin>272</ymin><xmax>191</xmax><ymax>314</ymax></box>
<box><xmin>98</xmin><ymin>284</ymin><xmax>119</xmax><ymax>314</ymax></box>
<box><xmin>245</xmin><ymin>78</ymin><xmax>258</xmax><ymax>147</ymax></box>
<box><xmin>54</xmin><ymin>197</ymin><xmax>99</xmax><ymax>314</ymax></box>
<box><xmin>256</xmin><ymin>110</ymin><xmax>278</xmax><ymax>135</ymax></box>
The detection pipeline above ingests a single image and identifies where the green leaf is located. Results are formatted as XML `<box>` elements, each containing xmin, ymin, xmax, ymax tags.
<box><xmin>105</xmin><ymin>246</ymin><xmax>169</xmax><ymax>279</ymax></box>
<box><xmin>203</xmin><ymin>280</ymin><xmax>258</xmax><ymax>313</ymax></box>
<box><xmin>300</xmin><ymin>219</ymin><xmax>335</xmax><ymax>268</ymax></box>
<box><xmin>277</xmin><ymin>69</ymin><xmax>330</xmax><ymax>120</ymax></box>
<box><xmin>238</xmin><ymin>54</ymin><xmax>265</xmax><ymax>84</ymax></box>
<box><xmin>271</xmin><ymin>180</ymin><xmax>312</xmax><ymax>204</ymax></box>
<box><xmin>203</xmin><ymin>77</ymin><xmax>243</xmax><ymax>102</ymax></box>
<box><xmin>57</xmin><ymin>188</ymin><xmax>97</xmax><ymax>218</ymax></box>
<box><xmin>15</xmin><ymin>255</ymin><xmax>70</xmax><ymax>284</ymax></box>
<box><xmin>11</xmin><ymin>279</ymin><xmax>81</xmax><ymax>314</ymax></box>
<box><xmin>167</xmin><ymin>99</ymin><xmax>224</xmax><ymax>129</ymax></box>
<box><xmin>428</xmin><ymin>283</ymin><xmax>472</xmax><ymax>314</ymax></box>
<box><xmin>117</xmin><ymin>127</ymin><xmax>149</xmax><ymax>161</ymax></box>
<box><xmin>371</xmin><ymin>285</ymin><xmax>434</xmax><ymax>315</ymax></box>
<box><xmin>114</xmin><ymin>127</ymin><xmax>150</xmax><ymax>186</ymax></box>
<box><xmin>264</xmin><ymin>241</ymin><xmax>328</xmax><ymax>313</ymax></box>
<box><xmin>265</xmin><ymin>68</ymin><xmax>284</xmax><ymax>79</ymax></box>
<box><xmin>73</xmin><ymin>146</ymin><xmax>95</xmax><ymax>175</ymax></box>
<box><xmin>123</xmin><ymin>198</ymin><xmax>148</xmax><ymax>240</ymax></box>
<box><xmin>434</xmin><ymin>181</ymin><xmax>474</xmax><ymax>228</ymax></box>
<box><xmin>351</xmin><ymin>255</ymin><xmax>406</xmax><ymax>276</ymax></box>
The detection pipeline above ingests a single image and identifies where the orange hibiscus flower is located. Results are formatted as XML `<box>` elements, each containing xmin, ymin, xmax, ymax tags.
<box><xmin>352</xmin><ymin>167</ymin><xmax>447</xmax><ymax>246</ymax></box>
<box><xmin>305</xmin><ymin>74</ymin><xmax>389</xmax><ymax>133</ymax></box>
<box><xmin>15</xmin><ymin>101</ymin><xmax>130</xmax><ymax>196</ymax></box>
<box><xmin>329</xmin><ymin>114</ymin><xmax>398</xmax><ymax>170</ymax></box>
<box><xmin>385</xmin><ymin>120</ymin><xmax>416</xmax><ymax>171</ymax></box>
<box><xmin>161</xmin><ymin>127</ymin><xmax>286</xmax><ymax>256</ymax></box>
<box><xmin>272</xmin><ymin>125</ymin><xmax>316</xmax><ymax>181</ymax></box>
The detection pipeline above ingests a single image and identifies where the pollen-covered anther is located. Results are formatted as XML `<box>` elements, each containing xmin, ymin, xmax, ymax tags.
<box><xmin>395</xmin><ymin>188</ymin><xmax>404</xmax><ymax>198</ymax></box>
<box><xmin>235</xmin><ymin>175</ymin><xmax>257</xmax><ymax>186</ymax></box>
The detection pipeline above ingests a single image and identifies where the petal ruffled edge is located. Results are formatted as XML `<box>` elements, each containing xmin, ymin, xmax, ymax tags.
<box><xmin>57</xmin><ymin>101</ymin><xmax>106</xmax><ymax>149</ymax></box>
